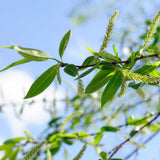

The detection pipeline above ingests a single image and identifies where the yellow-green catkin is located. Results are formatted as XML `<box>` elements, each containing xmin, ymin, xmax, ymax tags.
<box><xmin>73</xmin><ymin>143</ymin><xmax>87</xmax><ymax>160</ymax></box>
<box><xmin>24</xmin><ymin>141</ymin><xmax>46</xmax><ymax>160</ymax></box>
<box><xmin>77</xmin><ymin>79</ymin><xmax>84</xmax><ymax>96</ymax></box>
<box><xmin>123</xmin><ymin>69</ymin><xmax>160</xmax><ymax>84</ymax></box>
<box><xmin>136</xmin><ymin>88</ymin><xmax>146</xmax><ymax>100</ymax></box>
<box><xmin>140</xmin><ymin>11</ymin><xmax>160</xmax><ymax>55</ymax></box>
<box><xmin>99</xmin><ymin>10</ymin><xmax>119</xmax><ymax>54</ymax></box>
<box><xmin>118</xmin><ymin>74</ymin><xmax>127</xmax><ymax>97</ymax></box>
<box><xmin>60</xmin><ymin>110</ymin><xmax>84</xmax><ymax>133</ymax></box>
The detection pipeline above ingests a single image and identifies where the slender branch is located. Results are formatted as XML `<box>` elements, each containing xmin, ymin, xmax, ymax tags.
<box><xmin>60</xmin><ymin>54</ymin><xmax>159</xmax><ymax>69</ymax></box>
<box><xmin>108</xmin><ymin>112</ymin><xmax>160</xmax><ymax>159</ymax></box>
<box><xmin>124</xmin><ymin>131</ymin><xmax>160</xmax><ymax>160</ymax></box>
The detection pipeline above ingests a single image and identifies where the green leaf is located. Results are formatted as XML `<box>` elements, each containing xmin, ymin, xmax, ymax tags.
<box><xmin>86</xmin><ymin>46</ymin><xmax>99</xmax><ymax>56</ymax></box>
<box><xmin>85</xmin><ymin>70</ymin><xmax>115</xmax><ymax>94</ymax></box>
<box><xmin>9</xmin><ymin>148</ymin><xmax>19</xmax><ymax>160</ymax></box>
<box><xmin>128</xmin><ymin>82</ymin><xmax>144</xmax><ymax>89</ymax></box>
<box><xmin>150</xmin><ymin>123</ymin><xmax>160</xmax><ymax>132</ymax></box>
<box><xmin>94</xmin><ymin>132</ymin><xmax>103</xmax><ymax>145</ymax></box>
<box><xmin>127</xmin><ymin>116</ymin><xmax>148</xmax><ymax>125</ymax></box>
<box><xmin>64</xmin><ymin>64</ymin><xmax>78</xmax><ymax>77</ymax></box>
<box><xmin>113</xmin><ymin>44</ymin><xmax>118</xmax><ymax>58</ymax></box>
<box><xmin>82</xmin><ymin>56</ymin><xmax>96</xmax><ymax>66</ymax></box>
<box><xmin>59</xmin><ymin>30</ymin><xmax>71</xmax><ymax>60</ymax></box>
<box><xmin>99</xmin><ymin>151</ymin><xmax>108</xmax><ymax>160</ymax></box>
<box><xmin>75</xmin><ymin>67</ymin><xmax>96</xmax><ymax>80</ymax></box>
<box><xmin>13</xmin><ymin>44</ymin><xmax>52</xmax><ymax>61</ymax></box>
<box><xmin>0</xmin><ymin>144</ymin><xmax>13</xmax><ymax>150</ymax></box>
<box><xmin>101</xmin><ymin>51</ymin><xmax>118</xmax><ymax>62</ymax></box>
<box><xmin>100</xmin><ymin>126</ymin><xmax>119</xmax><ymax>132</ymax></box>
<box><xmin>4</xmin><ymin>137</ymin><xmax>26</xmax><ymax>144</ymax></box>
<box><xmin>101</xmin><ymin>70</ymin><xmax>123</xmax><ymax>107</ymax></box>
<box><xmin>134</xmin><ymin>65</ymin><xmax>157</xmax><ymax>75</ymax></box>
<box><xmin>57</xmin><ymin>67</ymin><xmax>62</xmax><ymax>84</ymax></box>
<box><xmin>24</xmin><ymin>64</ymin><xmax>58</xmax><ymax>99</ymax></box>
<box><xmin>0</xmin><ymin>59</ymin><xmax>31</xmax><ymax>72</ymax></box>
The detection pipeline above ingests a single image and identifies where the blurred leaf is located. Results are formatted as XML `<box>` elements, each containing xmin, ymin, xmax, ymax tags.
<box><xmin>150</xmin><ymin>123</ymin><xmax>160</xmax><ymax>132</ymax></box>
<box><xmin>24</xmin><ymin>64</ymin><xmax>58</xmax><ymax>99</ymax></box>
<box><xmin>85</xmin><ymin>70</ymin><xmax>114</xmax><ymax>94</ymax></box>
<box><xmin>94</xmin><ymin>132</ymin><xmax>103</xmax><ymax>145</ymax></box>
<box><xmin>4</xmin><ymin>137</ymin><xmax>26</xmax><ymax>144</ymax></box>
<box><xmin>128</xmin><ymin>82</ymin><xmax>144</xmax><ymax>89</ymax></box>
<box><xmin>100</xmin><ymin>126</ymin><xmax>119</xmax><ymax>132</ymax></box>
<box><xmin>128</xmin><ymin>116</ymin><xmax>148</xmax><ymax>125</ymax></box>
<box><xmin>48</xmin><ymin>117</ymin><xmax>62</xmax><ymax>126</ymax></box>
<box><xmin>0</xmin><ymin>144</ymin><xmax>13</xmax><ymax>150</ymax></box>
<box><xmin>47</xmin><ymin>147</ymin><xmax>52</xmax><ymax>160</ymax></box>
<box><xmin>99</xmin><ymin>151</ymin><xmax>108</xmax><ymax>160</ymax></box>
<box><xmin>0</xmin><ymin>59</ymin><xmax>30</xmax><ymax>72</ymax></box>
<box><xmin>59</xmin><ymin>30</ymin><xmax>71</xmax><ymax>60</ymax></box>
<box><xmin>64</xmin><ymin>64</ymin><xmax>78</xmax><ymax>77</ymax></box>
<box><xmin>101</xmin><ymin>70</ymin><xmax>123</xmax><ymax>107</ymax></box>
<box><xmin>9</xmin><ymin>148</ymin><xmax>19</xmax><ymax>160</ymax></box>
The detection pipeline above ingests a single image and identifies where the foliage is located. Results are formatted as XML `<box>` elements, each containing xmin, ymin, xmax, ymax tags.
<box><xmin>1</xmin><ymin>10</ymin><xmax>160</xmax><ymax>160</ymax></box>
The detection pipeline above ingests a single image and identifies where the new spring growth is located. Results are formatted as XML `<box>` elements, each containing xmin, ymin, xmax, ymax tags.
<box><xmin>118</xmin><ymin>73</ymin><xmax>127</xmax><ymax>97</ymax></box>
<box><xmin>140</xmin><ymin>11</ymin><xmax>160</xmax><ymax>55</ymax></box>
<box><xmin>99</xmin><ymin>10</ymin><xmax>119</xmax><ymax>54</ymax></box>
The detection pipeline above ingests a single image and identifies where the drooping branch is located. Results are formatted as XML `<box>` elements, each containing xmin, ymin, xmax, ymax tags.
<box><xmin>108</xmin><ymin>112</ymin><xmax>160</xmax><ymax>159</ymax></box>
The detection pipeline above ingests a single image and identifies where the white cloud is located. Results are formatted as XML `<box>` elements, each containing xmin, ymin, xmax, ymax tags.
<box><xmin>0</xmin><ymin>70</ymin><xmax>65</xmax><ymax>137</ymax></box>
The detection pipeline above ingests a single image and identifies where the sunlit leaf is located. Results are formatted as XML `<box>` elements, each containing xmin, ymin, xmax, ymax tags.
<box><xmin>12</xmin><ymin>44</ymin><xmax>52</xmax><ymax>61</ymax></box>
<box><xmin>24</xmin><ymin>64</ymin><xmax>58</xmax><ymax>99</ymax></box>
<box><xmin>0</xmin><ymin>59</ymin><xmax>30</xmax><ymax>72</ymax></box>
<box><xmin>85</xmin><ymin>70</ymin><xmax>115</xmax><ymax>94</ymax></box>
<box><xmin>101</xmin><ymin>51</ymin><xmax>118</xmax><ymax>62</ymax></box>
<box><xmin>4</xmin><ymin>137</ymin><xmax>26</xmax><ymax>144</ymax></box>
<box><xmin>86</xmin><ymin>46</ymin><xmax>99</xmax><ymax>56</ymax></box>
<box><xmin>101</xmin><ymin>70</ymin><xmax>122</xmax><ymax>107</ymax></box>
<box><xmin>57</xmin><ymin>67</ymin><xmax>62</xmax><ymax>84</ymax></box>
<box><xmin>59</xmin><ymin>30</ymin><xmax>71</xmax><ymax>60</ymax></box>
<box><xmin>9</xmin><ymin>148</ymin><xmax>19</xmax><ymax>160</ymax></box>
<box><xmin>113</xmin><ymin>44</ymin><xmax>118</xmax><ymax>58</ymax></box>
<box><xmin>134</xmin><ymin>65</ymin><xmax>157</xmax><ymax>75</ymax></box>
<box><xmin>94</xmin><ymin>132</ymin><xmax>103</xmax><ymax>145</ymax></box>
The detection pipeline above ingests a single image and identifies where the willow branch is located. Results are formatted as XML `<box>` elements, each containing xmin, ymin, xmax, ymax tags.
<box><xmin>60</xmin><ymin>54</ymin><xmax>159</xmax><ymax>69</ymax></box>
<box><xmin>108</xmin><ymin>112</ymin><xmax>160</xmax><ymax>159</ymax></box>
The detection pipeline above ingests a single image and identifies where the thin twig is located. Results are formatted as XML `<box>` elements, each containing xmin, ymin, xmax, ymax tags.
<box><xmin>60</xmin><ymin>54</ymin><xmax>159</xmax><ymax>69</ymax></box>
<box><xmin>124</xmin><ymin>131</ymin><xmax>160</xmax><ymax>160</ymax></box>
<box><xmin>108</xmin><ymin>112</ymin><xmax>160</xmax><ymax>159</ymax></box>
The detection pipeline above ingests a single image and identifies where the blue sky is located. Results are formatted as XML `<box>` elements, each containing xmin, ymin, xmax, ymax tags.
<box><xmin>0</xmin><ymin>0</ymin><xmax>160</xmax><ymax>159</ymax></box>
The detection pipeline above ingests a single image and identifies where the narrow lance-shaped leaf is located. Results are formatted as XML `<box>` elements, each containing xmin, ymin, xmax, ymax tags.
<box><xmin>0</xmin><ymin>59</ymin><xmax>31</xmax><ymax>72</ymax></box>
<box><xmin>101</xmin><ymin>69</ymin><xmax>123</xmax><ymax>107</ymax></box>
<box><xmin>59</xmin><ymin>30</ymin><xmax>71</xmax><ymax>60</ymax></box>
<box><xmin>85</xmin><ymin>69</ymin><xmax>115</xmax><ymax>94</ymax></box>
<box><xmin>56</xmin><ymin>66</ymin><xmax>62</xmax><ymax>85</ymax></box>
<box><xmin>101</xmin><ymin>51</ymin><xmax>118</xmax><ymax>62</ymax></box>
<box><xmin>12</xmin><ymin>44</ymin><xmax>52</xmax><ymax>61</ymax></box>
<box><xmin>24</xmin><ymin>64</ymin><xmax>58</xmax><ymax>99</ymax></box>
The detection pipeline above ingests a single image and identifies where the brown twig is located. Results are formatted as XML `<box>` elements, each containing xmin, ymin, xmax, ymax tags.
<box><xmin>108</xmin><ymin>112</ymin><xmax>160</xmax><ymax>159</ymax></box>
<box><xmin>60</xmin><ymin>54</ymin><xmax>159</xmax><ymax>69</ymax></box>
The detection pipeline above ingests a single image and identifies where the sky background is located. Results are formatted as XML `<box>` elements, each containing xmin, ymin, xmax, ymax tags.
<box><xmin>0</xmin><ymin>0</ymin><xmax>160</xmax><ymax>159</ymax></box>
